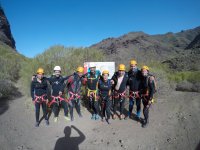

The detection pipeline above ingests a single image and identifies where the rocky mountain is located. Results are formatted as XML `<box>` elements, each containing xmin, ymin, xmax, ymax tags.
<box><xmin>91</xmin><ymin>26</ymin><xmax>200</xmax><ymax>93</ymax></box>
<box><xmin>90</xmin><ymin>26</ymin><xmax>200</xmax><ymax>67</ymax></box>
<box><xmin>0</xmin><ymin>6</ymin><xmax>15</xmax><ymax>49</ymax></box>
<box><xmin>162</xmin><ymin>32</ymin><xmax>200</xmax><ymax>72</ymax></box>
<box><xmin>153</xmin><ymin>26</ymin><xmax>200</xmax><ymax>49</ymax></box>
<box><xmin>186</xmin><ymin>33</ymin><xmax>200</xmax><ymax>49</ymax></box>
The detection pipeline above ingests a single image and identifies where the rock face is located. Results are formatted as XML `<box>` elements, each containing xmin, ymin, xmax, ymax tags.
<box><xmin>0</xmin><ymin>6</ymin><xmax>15</xmax><ymax>49</ymax></box>
<box><xmin>186</xmin><ymin>33</ymin><xmax>200</xmax><ymax>49</ymax></box>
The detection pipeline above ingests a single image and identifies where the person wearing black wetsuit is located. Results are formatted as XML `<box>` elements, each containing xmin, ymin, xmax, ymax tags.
<box><xmin>127</xmin><ymin>60</ymin><xmax>142</xmax><ymax>121</ymax></box>
<box><xmin>66</xmin><ymin>67</ymin><xmax>84</xmax><ymax>121</ymax></box>
<box><xmin>98</xmin><ymin>70</ymin><xmax>112</xmax><ymax>124</ymax></box>
<box><xmin>111</xmin><ymin>64</ymin><xmax>129</xmax><ymax>120</ymax></box>
<box><xmin>83</xmin><ymin>63</ymin><xmax>101</xmax><ymax>120</ymax></box>
<box><xmin>140</xmin><ymin>66</ymin><xmax>155</xmax><ymax>128</ymax></box>
<box><xmin>47</xmin><ymin>66</ymin><xmax>70</xmax><ymax>122</ymax></box>
<box><xmin>31</xmin><ymin>68</ymin><xmax>49</xmax><ymax>127</ymax></box>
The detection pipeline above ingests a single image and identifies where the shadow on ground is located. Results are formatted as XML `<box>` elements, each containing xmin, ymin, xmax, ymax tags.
<box><xmin>0</xmin><ymin>89</ymin><xmax>22</xmax><ymax>116</ymax></box>
<box><xmin>195</xmin><ymin>142</ymin><xmax>200</xmax><ymax>150</ymax></box>
<box><xmin>54</xmin><ymin>125</ymin><xmax>86</xmax><ymax>150</ymax></box>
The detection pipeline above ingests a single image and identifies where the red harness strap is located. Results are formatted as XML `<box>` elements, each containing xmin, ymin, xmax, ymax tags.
<box><xmin>114</xmin><ymin>91</ymin><xmax>127</xmax><ymax>99</ymax></box>
<box><xmin>129</xmin><ymin>91</ymin><xmax>140</xmax><ymax>99</ymax></box>
<box><xmin>49</xmin><ymin>95</ymin><xmax>67</xmax><ymax>106</ymax></box>
<box><xmin>34</xmin><ymin>94</ymin><xmax>47</xmax><ymax>104</ymax></box>
<box><xmin>68</xmin><ymin>91</ymin><xmax>81</xmax><ymax>102</ymax></box>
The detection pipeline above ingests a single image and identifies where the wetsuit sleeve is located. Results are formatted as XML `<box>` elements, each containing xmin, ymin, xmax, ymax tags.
<box><xmin>60</xmin><ymin>79</ymin><xmax>66</xmax><ymax>93</ymax></box>
<box><xmin>82</xmin><ymin>73</ymin><xmax>88</xmax><ymax>78</ymax></box>
<box><xmin>30</xmin><ymin>81</ymin><xmax>35</xmax><ymax>100</ymax></box>
<box><xmin>126</xmin><ymin>72</ymin><xmax>129</xmax><ymax>86</ymax></box>
<box><xmin>63</xmin><ymin>75</ymin><xmax>72</xmax><ymax>81</ymax></box>
<box><xmin>45</xmin><ymin>76</ymin><xmax>51</xmax><ymax>82</ymax></box>
<box><xmin>44</xmin><ymin>79</ymin><xmax>48</xmax><ymax>95</ymax></box>
<box><xmin>127</xmin><ymin>78</ymin><xmax>130</xmax><ymax>86</ymax></box>
<box><xmin>111</xmin><ymin>73</ymin><xmax>117</xmax><ymax>86</ymax></box>
<box><xmin>148</xmin><ymin>80</ymin><xmax>155</xmax><ymax>100</ymax></box>
<box><xmin>126</xmin><ymin>76</ymin><xmax>129</xmax><ymax>86</ymax></box>
<box><xmin>81</xmin><ymin>73</ymin><xmax>87</xmax><ymax>85</ymax></box>
<box><xmin>139</xmin><ymin>81</ymin><xmax>143</xmax><ymax>95</ymax></box>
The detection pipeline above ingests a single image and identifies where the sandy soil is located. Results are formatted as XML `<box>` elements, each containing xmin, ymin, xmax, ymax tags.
<box><xmin>0</xmin><ymin>90</ymin><xmax>200</xmax><ymax>150</ymax></box>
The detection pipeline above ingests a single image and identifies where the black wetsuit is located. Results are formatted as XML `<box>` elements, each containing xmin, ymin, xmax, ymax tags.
<box><xmin>47</xmin><ymin>75</ymin><xmax>69</xmax><ymax>117</ymax></box>
<box><xmin>128</xmin><ymin>69</ymin><xmax>142</xmax><ymax>118</ymax></box>
<box><xmin>31</xmin><ymin>77</ymin><xmax>48</xmax><ymax>122</ymax></box>
<box><xmin>98</xmin><ymin>78</ymin><xmax>112</xmax><ymax>120</ymax></box>
<box><xmin>85</xmin><ymin>71</ymin><xmax>101</xmax><ymax>117</ymax></box>
<box><xmin>66</xmin><ymin>73</ymin><xmax>83</xmax><ymax>119</ymax></box>
<box><xmin>111</xmin><ymin>72</ymin><xmax>129</xmax><ymax>116</ymax></box>
<box><xmin>140</xmin><ymin>75</ymin><xmax>155</xmax><ymax>126</ymax></box>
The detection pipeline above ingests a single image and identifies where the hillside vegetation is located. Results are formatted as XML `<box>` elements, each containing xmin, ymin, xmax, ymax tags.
<box><xmin>19</xmin><ymin>45</ymin><xmax>104</xmax><ymax>95</ymax></box>
<box><xmin>0</xmin><ymin>44</ymin><xmax>26</xmax><ymax>99</ymax></box>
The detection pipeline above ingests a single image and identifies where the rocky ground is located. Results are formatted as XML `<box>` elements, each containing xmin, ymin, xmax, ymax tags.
<box><xmin>0</xmin><ymin>90</ymin><xmax>199</xmax><ymax>150</ymax></box>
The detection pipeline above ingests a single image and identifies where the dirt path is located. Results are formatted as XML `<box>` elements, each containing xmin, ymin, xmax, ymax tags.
<box><xmin>0</xmin><ymin>91</ymin><xmax>199</xmax><ymax>150</ymax></box>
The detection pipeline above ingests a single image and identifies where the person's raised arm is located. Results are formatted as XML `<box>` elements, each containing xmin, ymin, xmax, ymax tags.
<box><xmin>71</xmin><ymin>125</ymin><xmax>86</xmax><ymax>143</ymax></box>
<box><xmin>30</xmin><ymin>81</ymin><xmax>35</xmax><ymax>101</ymax></box>
<box><xmin>148</xmin><ymin>79</ymin><xmax>155</xmax><ymax>101</ymax></box>
<box><xmin>63</xmin><ymin>74</ymin><xmax>73</xmax><ymax>81</ymax></box>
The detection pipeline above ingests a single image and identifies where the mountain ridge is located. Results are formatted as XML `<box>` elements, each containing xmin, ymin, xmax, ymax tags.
<box><xmin>90</xmin><ymin>26</ymin><xmax>200</xmax><ymax>68</ymax></box>
<box><xmin>0</xmin><ymin>6</ymin><xmax>16</xmax><ymax>49</ymax></box>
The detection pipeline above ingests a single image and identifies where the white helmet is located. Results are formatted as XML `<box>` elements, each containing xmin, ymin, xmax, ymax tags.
<box><xmin>89</xmin><ymin>63</ymin><xmax>96</xmax><ymax>68</ymax></box>
<box><xmin>54</xmin><ymin>66</ymin><xmax>61</xmax><ymax>71</ymax></box>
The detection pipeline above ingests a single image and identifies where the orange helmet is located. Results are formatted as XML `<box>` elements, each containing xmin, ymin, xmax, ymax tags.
<box><xmin>130</xmin><ymin>60</ymin><xmax>137</xmax><ymax>65</ymax></box>
<box><xmin>142</xmin><ymin>65</ymin><xmax>149</xmax><ymax>71</ymax></box>
<box><xmin>102</xmin><ymin>70</ymin><xmax>109</xmax><ymax>75</ymax></box>
<box><xmin>118</xmin><ymin>64</ymin><xmax>126</xmax><ymax>71</ymax></box>
<box><xmin>37</xmin><ymin>68</ymin><xmax>44</xmax><ymax>74</ymax></box>
<box><xmin>76</xmin><ymin>66</ymin><xmax>84</xmax><ymax>73</ymax></box>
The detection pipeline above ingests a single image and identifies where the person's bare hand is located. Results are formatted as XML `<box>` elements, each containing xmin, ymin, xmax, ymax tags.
<box><xmin>31</xmin><ymin>76</ymin><xmax>35</xmax><ymax>81</ymax></box>
<box><xmin>111</xmin><ymin>80</ymin><xmax>114</xmax><ymax>85</ymax></box>
<box><xmin>59</xmin><ymin>91</ymin><xmax>63</xmax><ymax>96</ymax></box>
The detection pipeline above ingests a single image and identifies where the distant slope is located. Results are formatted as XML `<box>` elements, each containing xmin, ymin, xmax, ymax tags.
<box><xmin>91</xmin><ymin>32</ymin><xmax>180</xmax><ymax>66</ymax></box>
<box><xmin>153</xmin><ymin>26</ymin><xmax>200</xmax><ymax>49</ymax></box>
<box><xmin>90</xmin><ymin>26</ymin><xmax>200</xmax><ymax>68</ymax></box>
<box><xmin>163</xmin><ymin>32</ymin><xmax>200</xmax><ymax>71</ymax></box>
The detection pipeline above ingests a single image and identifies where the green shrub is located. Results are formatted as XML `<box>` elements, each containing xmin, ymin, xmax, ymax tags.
<box><xmin>0</xmin><ymin>44</ymin><xmax>26</xmax><ymax>99</ymax></box>
<box><xmin>0</xmin><ymin>80</ymin><xmax>21</xmax><ymax>99</ymax></box>
<box><xmin>168</xmin><ymin>71</ymin><xmax>200</xmax><ymax>83</ymax></box>
<box><xmin>20</xmin><ymin>45</ymin><xmax>104</xmax><ymax>95</ymax></box>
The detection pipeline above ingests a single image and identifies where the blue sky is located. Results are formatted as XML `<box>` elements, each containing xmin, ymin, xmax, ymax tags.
<box><xmin>1</xmin><ymin>0</ymin><xmax>200</xmax><ymax>58</ymax></box>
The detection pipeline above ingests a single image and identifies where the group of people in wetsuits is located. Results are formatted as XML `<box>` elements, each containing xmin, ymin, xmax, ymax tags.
<box><xmin>31</xmin><ymin>59</ymin><xmax>156</xmax><ymax>128</ymax></box>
